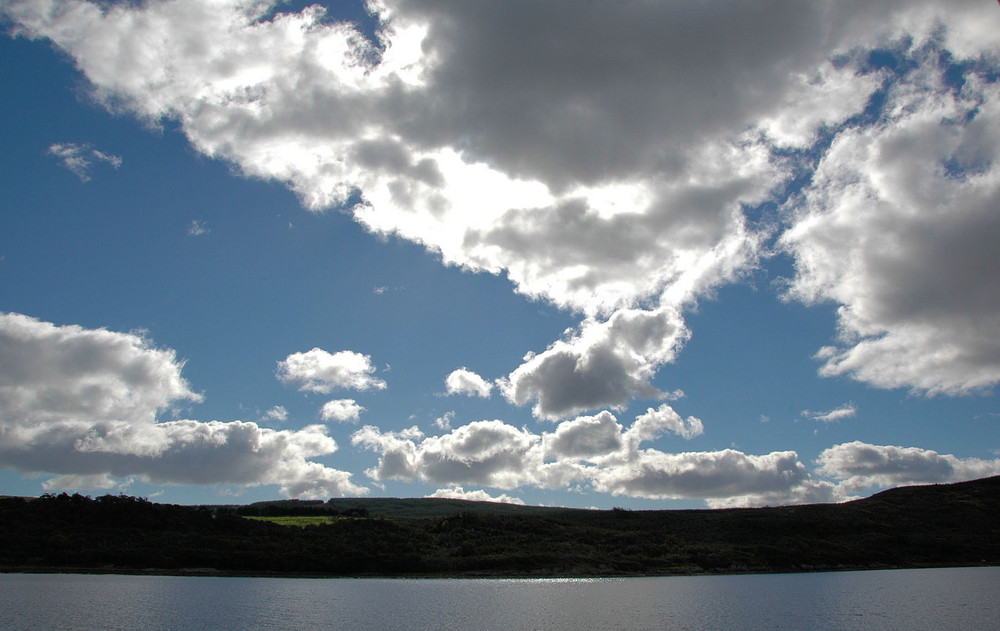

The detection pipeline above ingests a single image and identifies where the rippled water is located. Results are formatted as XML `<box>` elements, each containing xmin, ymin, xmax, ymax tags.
<box><xmin>2</xmin><ymin>567</ymin><xmax>997</xmax><ymax>630</ymax></box>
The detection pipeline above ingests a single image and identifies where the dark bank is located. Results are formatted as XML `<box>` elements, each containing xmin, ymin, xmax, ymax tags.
<box><xmin>2</xmin><ymin>476</ymin><xmax>997</xmax><ymax>578</ymax></box>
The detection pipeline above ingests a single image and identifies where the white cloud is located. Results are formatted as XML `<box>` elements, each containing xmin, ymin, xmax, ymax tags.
<box><xmin>350</xmin><ymin>424</ymin><xmax>423</xmax><ymax>482</ymax></box>
<box><xmin>47</xmin><ymin>142</ymin><xmax>122</xmax><ymax>181</ymax></box>
<box><xmin>705</xmin><ymin>480</ymin><xmax>842</xmax><ymax>510</ymax></box>
<box><xmin>780</xmin><ymin>53</ymin><xmax>1000</xmax><ymax>395</ymax></box>
<box><xmin>501</xmin><ymin>307</ymin><xmax>689</xmax><ymax>420</ymax></box>
<box><xmin>354</xmin><ymin>419</ymin><xmax>542</xmax><ymax>489</ymax></box>
<box><xmin>7</xmin><ymin>0</ymin><xmax>1000</xmax><ymax>424</ymax></box>
<box><xmin>264</xmin><ymin>405</ymin><xmax>288</xmax><ymax>422</ymax></box>
<box><xmin>277</xmin><ymin>347</ymin><xmax>386</xmax><ymax>393</ymax></box>
<box><xmin>543</xmin><ymin>411</ymin><xmax>624</xmax><ymax>461</ymax></box>
<box><xmin>816</xmin><ymin>441</ymin><xmax>1000</xmax><ymax>495</ymax></box>
<box><xmin>590</xmin><ymin>449</ymin><xmax>810</xmax><ymax>503</ymax></box>
<box><xmin>0</xmin><ymin>313</ymin><xmax>366</xmax><ymax>498</ymax></box>
<box><xmin>41</xmin><ymin>473</ymin><xmax>118</xmax><ymax>492</ymax></box>
<box><xmin>0</xmin><ymin>312</ymin><xmax>201</xmax><ymax>425</ymax></box>
<box><xmin>187</xmin><ymin>219</ymin><xmax>210</xmax><ymax>236</ymax></box>
<box><xmin>629</xmin><ymin>404</ymin><xmax>704</xmax><ymax>442</ymax></box>
<box><xmin>433</xmin><ymin>410</ymin><xmax>454</xmax><ymax>431</ymax></box>
<box><xmin>444</xmin><ymin>367</ymin><xmax>492</xmax><ymax>398</ymax></box>
<box><xmin>320</xmin><ymin>398</ymin><xmax>364</xmax><ymax>423</ymax></box>
<box><xmin>426</xmin><ymin>486</ymin><xmax>524</xmax><ymax>505</ymax></box>
<box><xmin>801</xmin><ymin>403</ymin><xmax>857</xmax><ymax>424</ymax></box>
<box><xmin>353</xmin><ymin>407</ymin><xmax>820</xmax><ymax>507</ymax></box>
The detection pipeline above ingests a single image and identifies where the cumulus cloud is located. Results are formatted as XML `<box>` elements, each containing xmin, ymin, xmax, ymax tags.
<box><xmin>5</xmin><ymin>0</ymin><xmax>1000</xmax><ymax>484</ymax></box>
<box><xmin>277</xmin><ymin>348</ymin><xmax>386</xmax><ymax>393</ymax></box>
<box><xmin>629</xmin><ymin>404</ymin><xmax>704</xmax><ymax>442</ymax></box>
<box><xmin>426</xmin><ymin>486</ymin><xmax>524</xmax><ymax>505</ymax></box>
<box><xmin>591</xmin><ymin>449</ymin><xmax>810</xmax><ymax>503</ymax></box>
<box><xmin>543</xmin><ymin>411</ymin><xmax>624</xmax><ymax>461</ymax></box>
<box><xmin>0</xmin><ymin>312</ymin><xmax>201</xmax><ymax>425</ymax></box>
<box><xmin>501</xmin><ymin>307</ymin><xmax>689</xmax><ymax>420</ymax></box>
<box><xmin>353</xmin><ymin>420</ymin><xmax>541</xmax><ymax>488</ymax></box>
<box><xmin>354</xmin><ymin>406</ymin><xmax>821</xmax><ymax>506</ymax></box>
<box><xmin>4</xmin><ymin>0</ymin><xmax>964</xmax><ymax>418</ymax></box>
<box><xmin>780</xmin><ymin>46</ymin><xmax>1000</xmax><ymax>395</ymax></box>
<box><xmin>444</xmin><ymin>367</ymin><xmax>492</xmax><ymax>398</ymax></box>
<box><xmin>47</xmin><ymin>142</ymin><xmax>122</xmax><ymax>181</ymax></box>
<box><xmin>42</xmin><ymin>473</ymin><xmax>118</xmax><ymax>492</ymax></box>
<box><xmin>0</xmin><ymin>313</ymin><xmax>365</xmax><ymax>497</ymax></box>
<box><xmin>320</xmin><ymin>398</ymin><xmax>364</xmax><ymax>423</ymax></box>
<box><xmin>816</xmin><ymin>441</ymin><xmax>1000</xmax><ymax>495</ymax></box>
<box><xmin>801</xmin><ymin>403</ymin><xmax>857</xmax><ymax>424</ymax></box>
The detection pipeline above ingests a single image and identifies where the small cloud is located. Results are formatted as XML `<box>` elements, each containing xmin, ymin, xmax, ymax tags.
<box><xmin>373</xmin><ymin>286</ymin><xmax>388</xmax><ymax>295</ymax></box>
<box><xmin>277</xmin><ymin>348</ymin><xmax>387</xmax><ymax>393</ymax></box>
<box><xmin>444</xmin><ymin>367</ymin><xmax>493</xmax><ymax>398</ymax></box>
<box><xmin>188</xmin><ymin>219</ymin><xmax>210</xmax><ymax>236</ymax></box>
<box><xmin>91</xmin><ymin>149</ymin><xmax>122</xmax><ymax>169</ymax></box>
<box><xmin>760</xmin><ymin>414</ymin><xmax>771</xmax><ymax>424</ymax></box>
<box><xmin>802</xmin><ymin>402</ymin><xmax>857</xmax><ymax>424</ymax></box>
<box><xmin>47</xmin><ymin>142</ymin><xmax>121</xmax><ymax>181</ymax></box>
<box><xmin>42</xmin><ymin>473</ymin><xmax>118</xmax><ymax>492</ymax></box>
<box><xmin>434</xmin><ymin>411</ymin><xmax>455</xmax><ymax>431</ymax></box>
<box><xmin>320</xmin><ymin>399</ymin><xmax>365</xmax><ymax>423</ymax></box>
<box><xmin>264</xmin><ymin>405</ymin><xmax>288</xmax><ymax>423</ymax></box>
<box><xmin>426</xmin><ymin>486</ymin><xmax>525</xmax><ymax>505</ymax></box>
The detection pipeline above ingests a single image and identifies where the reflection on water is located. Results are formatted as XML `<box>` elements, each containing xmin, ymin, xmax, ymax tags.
<box><xmin>2</xmin><ymin>567</ymin><xmax>997</xmax><ymax>631</ymax></box>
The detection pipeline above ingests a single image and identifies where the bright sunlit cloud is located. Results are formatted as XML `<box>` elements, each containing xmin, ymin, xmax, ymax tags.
<box><xmin>2</xmin><ymin>0</ymin><xmax>999</xmax><ymax>507</ymax></box>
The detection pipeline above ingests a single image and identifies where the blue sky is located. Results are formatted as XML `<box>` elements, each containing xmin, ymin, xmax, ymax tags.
<box><xmin>1</xmin><ymin>0</ymin><xmax>999</xmax><ymax>508</ymax></box>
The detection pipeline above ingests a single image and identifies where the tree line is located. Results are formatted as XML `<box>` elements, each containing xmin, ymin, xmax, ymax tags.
<box><xmin>1</xmin><ymin>476</ymin><xmax>997</xmax><ymax>577</ymax></box>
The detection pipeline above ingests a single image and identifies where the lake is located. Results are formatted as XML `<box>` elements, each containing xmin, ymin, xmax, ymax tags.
<box><xmin>1</xmin><ymin>567</ymin><xmax>997</xmax><ymax>630</ymax></box>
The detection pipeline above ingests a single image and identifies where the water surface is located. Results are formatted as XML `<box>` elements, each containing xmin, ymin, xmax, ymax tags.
<box><xmin>2</xmin><ymin>566</ymin><xmax>997</xmax><ymax>630</ymax></box>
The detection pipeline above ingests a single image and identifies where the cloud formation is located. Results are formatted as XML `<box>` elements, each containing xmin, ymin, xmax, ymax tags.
<box><xmin>817</xmin><ymin>441</ymin><xmax>1000</xmax><ymax>494</ymax></box>
<box><xmin>501</xmin><ymin>308</ymin><xmax>689</xmax><ymax>420</ymax></box>
<box><xmin>187</xmin><ymin>219</ymin><xmax>210</xmax><ymax>236</ymax></box>
<box><xmin>0</xmin><ymin>313</ymin><xmax>365</xmax><ymax>497</ymax></box>
<box><xmin>47</xmin><ymin>142</ymin><xmax>122</xmax><ymax>181</ymax></box>
<box><xmin>320</xmin><ymin>398</ymin><xmax>365</xmax><ymax>423</ymax></box>
<box><xmin>3</xmin><ymin>0</ymin><xmax>1000</xmax><ymax>505</ymax></box>
<box><xmin>6</xmin><ymin>0</ymin><xmax>999</xmax><ymax>416</ymax></box>
<box><xmin>802</xmin><ymin>403</ymin><xmax>857</xmax><ymax>424</ymax></box>
<box><xmin>426</xmin><ymin>486</ymin><xmax>524</xmax><ymax>505</ymax></box>
<box><xmin>353</xmin><ymin>405</ymin><xmax>827</xmax><ymax>506</ymax></box>
<box><xmin>277</xmin><ymin>348</ymin><xmax>386</xmax><ymax>393</ymax></box>
<box><xmin>264</xmin><ymin>406</ymin><xmax>288</xmax><ymax>423</ymax></box>
<box><xmin>444</xmin><ymin>367</ymin><xmax>492</xmax><ymax>398</ymax></box>
<box><xmin>780</xmin><ymin>44</ymin><xmax>1000</xmax><ymax>395</ymax></box>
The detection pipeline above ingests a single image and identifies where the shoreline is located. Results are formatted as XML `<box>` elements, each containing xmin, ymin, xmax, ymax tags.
<box><xmin>3</xmin><ymin>561</ymin><xmax>995</xmax><ymax>580</ymax></box>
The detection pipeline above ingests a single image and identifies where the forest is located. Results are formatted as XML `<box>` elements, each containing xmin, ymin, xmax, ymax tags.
<box><xmin>1</xmin><ymin>476</ymin><xmax>998</xmax><ymax>578</ymax></box>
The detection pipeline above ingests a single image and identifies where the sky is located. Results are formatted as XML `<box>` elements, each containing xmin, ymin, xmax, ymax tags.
<box><xmin>1</xmin><ymin>0</ymin><xmax>999</xmax><ymax>509</ymax></box>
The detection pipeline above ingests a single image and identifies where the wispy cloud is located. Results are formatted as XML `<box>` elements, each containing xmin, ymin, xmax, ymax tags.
<box><xmin>187</xmin><ymin>219</ymin><xmax>210</xmax><ymax>236</ymax></box>
<box><xmin>264</xmin><ymin>405</ymin><xmax>288</xmax><ymax>423</ymax></box>
<box><xmin>802</xmin><ymin>403</ymin><xmax>857</xmax><ymax>424</ymax></box>
<box><xmin>47</xmin><ymin>142</ymin><xmax>121</xmax><ymax>181</ymax></box>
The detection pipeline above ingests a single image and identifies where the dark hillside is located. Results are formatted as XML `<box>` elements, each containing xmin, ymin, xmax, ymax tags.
<box><xmin>1</xmin><ymin>476</ymin><xmax>997</xmax><ymax>577</ymax></box>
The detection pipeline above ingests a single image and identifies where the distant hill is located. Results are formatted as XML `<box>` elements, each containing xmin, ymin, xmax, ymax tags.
<box><xmin>2</xmin><ymin>476</ymin><xmax>998</xmax><ymax>577</ymax></box>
